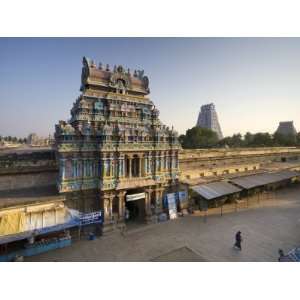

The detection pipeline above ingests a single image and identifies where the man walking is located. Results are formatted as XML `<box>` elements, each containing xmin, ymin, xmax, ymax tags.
<box><xmin>234</xmin><ymin>231</ymin><xmax>242</xmax><ymax>250</ymax></box>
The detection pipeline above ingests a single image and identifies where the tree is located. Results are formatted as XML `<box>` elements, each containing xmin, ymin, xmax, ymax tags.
<box><xmin>251</xmin><ymin>132</ymin><xmax>273</xmax><ymax>147</ymax></box>
<box><xmin>178</xmin><ymin>134</ymin><xmax>186</xmax><ymax>146</ymax></box>
<box><xmin>182</xmin><ymin>127</ymin><xmax>218</xmax><ymax>149</ymax></box>
<box><xmin>297</xmin><ymin>132</ymin><xmax>300</xmax><ymax>146</ymax></box>
<box><xmin>218</xmin><ymin>133</ymin><xmax>243</xmax><ymax>148</ymax></box>
<box><xmin>231</xmin><ymin>133</ymin><xmax>243</xmax><ymax>147</ymax></box>
<box><xmin>273</xmin><ymin>132</ymin><xmax>296</xmax><ymax>146</ymax></box>
<box><xmin>244</xmin><ymin>132</ymin><xmax>254</xmax><ymax>147</ymax></box>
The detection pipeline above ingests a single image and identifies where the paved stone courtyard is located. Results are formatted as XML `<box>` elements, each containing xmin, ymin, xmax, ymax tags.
<box><xmin>27</xmin><ymin>186</ymin><xmax>300</xmax><ymax>262</ymax></box>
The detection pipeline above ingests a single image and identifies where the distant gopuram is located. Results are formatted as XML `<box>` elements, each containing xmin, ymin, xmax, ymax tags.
<box><xmin>196</xmin><ymin>103</ymin><xmax>223</xmax><ymax>140</ymax></box>
<box><xmin>275</xmin><ymin>121</ymin><xmax>297</xmax><ymax>136</ymax></box>
<box><xmin>54</xmin><ymin>57</ymin><xmax>181</xmax><ymax>232</ymax></box>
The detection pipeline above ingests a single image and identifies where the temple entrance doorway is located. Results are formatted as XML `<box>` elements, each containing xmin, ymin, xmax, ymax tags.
<box><xmin>125</xmin><ymin>188</ymin><xmax>145</xmax><ymax>224</ymax></box>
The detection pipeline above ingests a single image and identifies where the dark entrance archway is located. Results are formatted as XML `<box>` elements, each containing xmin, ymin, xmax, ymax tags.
<box><xmin>125</xmin><ymin>188</ymin><xmax>145</xmax><ymax>223</ymax></box>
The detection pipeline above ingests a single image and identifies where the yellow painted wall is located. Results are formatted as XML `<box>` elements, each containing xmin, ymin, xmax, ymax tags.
<box><xmin>0</xmin><ymin>202</ymin><xmax>69</xmax><ymax>237</ymax></box>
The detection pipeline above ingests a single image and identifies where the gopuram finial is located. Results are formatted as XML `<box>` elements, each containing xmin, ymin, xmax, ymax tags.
<box><xmin>113</xmin><ymin>65</ymin><xmax>117</xmax><ymax>72</ymax></box>
<box><xmin>127</xmin><ymin>68</ymin><xmax>130</xmax><ymax>75</ymax></box>
<box><xmin>106</xmin><ymin>64</ymin><xmax>110</xmax><ymax>71</ymax></box>
<box><xmin>98</xmin><ymin>62</ymin><xmax>102</xmax><ymax>70</ymax></box>
<box><xmin>134</xmin><ymin>70</ymin><xmax>137</xmax><ymax>77</ymax></box>
<box><xmin>91</xmin><ymin>60</ymin><xmax>96</xmax><ymax>67</ymax></box>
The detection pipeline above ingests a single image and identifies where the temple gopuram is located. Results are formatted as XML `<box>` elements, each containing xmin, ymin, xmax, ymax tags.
<box><xmin>54</xmin><ymin>57</ymin><xmax>181</xmax><ymax>232</ymax></box>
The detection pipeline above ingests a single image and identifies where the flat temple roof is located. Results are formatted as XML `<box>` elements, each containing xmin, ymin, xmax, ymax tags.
<box><xmin>229</xmin><ymin>170</ymin><xmax>299</xmax><ymax>189</ymax></box>
<box><xmin>191</xmin><ymin>181</ymin><xmax>242</xmax><ymax>200</ymax></box>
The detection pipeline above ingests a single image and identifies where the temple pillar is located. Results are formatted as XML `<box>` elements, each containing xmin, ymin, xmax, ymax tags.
<box><xmin>110</xmin><ymin>154</ymin><xmax>114</xmax><ymax>178</ymax></box>
<box><xmin>129</xmin><ymin>156</ymin><xmax>132</xmax><ymax>178</ymax></box>
<box><xmin>144</xmin><ymin>155</ymin><xmax>148</xmax><ymax>176</ymax></box>
<box><xmin>72</xmin><ymin>159</ymin><xmax>76</xmax><ymax>178</ymax></box>
<box><xmin>122</xmin><ymin>158</ymin><xmax>125</xmax><ymax>177</ymax></box>
<box><xmin>61</xmin><ymin>158</ymin><xmax>66</xmax><ymax>180</ymax></box>
<box><xmin>83</xmin><ymin>159</ymin><xmax>87</xmax><ymax>177</ymax></box>
<box><xmin>118</xmin><ymin>191</ymin><xmax>126</xmax><ymax>223</ymax></box>
<box><xmin>79</xmin><ymin>159</ymin><xmax>83</xmax><ymax>177</ymax></box>
<box><xmin>144</xmin><ymin>189</ymin><xmax>153</xmax><ymax>223</ymax></box>
<box><xmin>102</xmin><ymin>194</ymin><xmax>114</xmax><ymax>234</ymax></box>
<box><xmin>155</xmin><ymin>189</ymin><xmax>163</xmax><ymax>214</ymax></box>
<box><xmin>103</xmin><ymin>196</ymin><xmax>110</xmax><ymax>223</ymax></box>
<box><xmin>138</xmin><ymin>155</ymin><xmax>142</xmax><ymax>177</ymax></box>
<box><xmin>101</xmin><ymin>157</ymin><xmax>105</xmax><ymax>177</ymax></box>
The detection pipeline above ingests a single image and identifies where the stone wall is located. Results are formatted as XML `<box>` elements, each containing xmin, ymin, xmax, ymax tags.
<box><xmin>1</xmin><ymin>147</ymin><xmax>300</xmax><ymax>192</ymax></box>
<box><xmin>0</xmin><ymin>149</ymin><xmax>58</xmax><ymax>191</ymax></box>
<box><xmin>0</xmin><ymin>172</ymin><xmax>58</xmax><ymax>191</ymax></box>
<box><xmin>179</xmin><ymin>147</ymin><xmax>300</xmax><ymax>171</ymax></box>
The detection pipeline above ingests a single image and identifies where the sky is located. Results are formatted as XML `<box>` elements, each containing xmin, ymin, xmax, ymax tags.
<box><xmin>0</xmin><ymin>37</ymin><xmax>299</xmax><ymax>138</ymax></box>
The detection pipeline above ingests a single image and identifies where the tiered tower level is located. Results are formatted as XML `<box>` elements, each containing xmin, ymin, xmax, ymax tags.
<box><xmin>55</xmin><ymin>57</ymin><xmax>181</xmax><ymax>227</ymax></box>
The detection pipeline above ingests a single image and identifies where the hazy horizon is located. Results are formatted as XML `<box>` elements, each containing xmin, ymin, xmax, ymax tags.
<box><xmin>0</xmin><ymin>37</ymin><xmax>299</xmax><ymax>138</ymax></box>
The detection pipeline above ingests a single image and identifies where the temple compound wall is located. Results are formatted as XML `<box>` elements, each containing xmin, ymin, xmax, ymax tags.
<box><xmin>179</xmin><ymin>147</ymin><xmax>300</xmax><ymax>181</ymax></box>
<box><xmin>54</xmin><ymin>58</ymin><xmax>181</xmax><ymax>232</ymax></box>
<box><xmin>2</xmin><ymin>147</ymin><xmax>300</xmax><ymax>190</ymax></box>
<box><xmin>0</xmin><ymin>150</ymin><xmax>57</xmax><ymax>191</ymax></box>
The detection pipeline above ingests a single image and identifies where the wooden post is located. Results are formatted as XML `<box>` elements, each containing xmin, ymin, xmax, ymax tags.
<box><xmin>220</xmin><ymin>204</ymin><xmax>223</xmax><ymax>216</ymax></box>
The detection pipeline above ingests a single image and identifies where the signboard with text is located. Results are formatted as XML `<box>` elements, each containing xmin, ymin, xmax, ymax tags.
<box><xmin>167</xmin><ymin>193</ymin><xmax>177</xmax><ymax>219</ymax></box>
<box><xmin>126</xmin><ymin>192</ymin><xmax>145</xmax><ymax>202</ymax></box>
<box><xmin>177</xmin><ymin>190</ymin><xmax>188</xmax><ymax>209</ymax></box>
<box><xmin>79</xmin><ymin>211</ymin><xmax>103</xmax><ymax>225</ymax></box>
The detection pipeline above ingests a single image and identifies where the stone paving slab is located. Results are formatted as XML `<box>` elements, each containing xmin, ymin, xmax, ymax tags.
<box><xmin>151</xmin><ymin>246</ymin><xmax>206</xmax><ymax>262</ymax></box>
<box><xmin>26</xmin><ymin>186</ymin><xmax>300</xmax><ymax>262</ymax></box>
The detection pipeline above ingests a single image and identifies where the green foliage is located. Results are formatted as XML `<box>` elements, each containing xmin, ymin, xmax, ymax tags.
<box><xmin>273</xmin><ymin>132</ymin><xmax>296</xmax><ymax>146</ymax></box>
<box><xmin>0</xmin><ymin>136</ymin><xmax>27</xmax><ymax>144</ymax></box>
<box><xmin>218</xmin><ymin>131</ymin><xmax>298</xmax><ymax>148</ymax></box>
<box><xmin>251</xmin><ymin>132</ymin><xmax>273</xmax><ymax>147</ymax></box>
<box><xmin>180</xmin><ymin>127</ymin><xmax>300</xmax><ymax>149</ymax></box>
<box><xmin>178</xmin><ymin>134</ymin><xmax>186</xmax><ymax>146</ymax></box>
<box><xmin>180</xmin><ymin>127</ymin><xmax>219</xmax><ymax>149</ymax></box>
<box><xmin>218</xmin><ymin>133</ymin><xmax>244</xmax><ymax>148</ymax></box>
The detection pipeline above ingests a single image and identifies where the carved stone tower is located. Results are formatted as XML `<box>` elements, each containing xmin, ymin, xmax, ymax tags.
<box><xmin>54</xmin><ymin>57</ymin><xmax>181</xmax><ymax>232</ymax></box>
<box><xmin>196</xmin><ymin>103</ymin><xmax>223</xmax><ymax>140</ymax></box>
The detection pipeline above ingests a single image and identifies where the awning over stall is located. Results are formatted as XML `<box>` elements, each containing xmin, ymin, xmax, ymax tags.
<box><xmin>229</xmin><ymin>170</ymin><xmax>299</xmax><ymax>189</ymax></box>
<box><xmin>191</xmin><ymin>181</ymin><xmax>242</xmax><ymax>200</ymax></box>
<box><xmin>0</xmin><ymin>219</ymin><xmax>79</xmax><ymax>245</ymax></box>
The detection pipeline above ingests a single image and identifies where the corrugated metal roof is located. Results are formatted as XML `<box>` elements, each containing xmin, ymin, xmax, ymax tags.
<box><xmin>230</xmin><ymin>170</ymin><xmax>299</xmax><ymax>189</ymax></box>
<box><xmin>191</xmin><ymin>181</ymin><xmax>242</xmax><ymax>200</ymax></box>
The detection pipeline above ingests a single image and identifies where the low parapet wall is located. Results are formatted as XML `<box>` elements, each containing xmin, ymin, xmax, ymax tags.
<box><xmin>179</xmin><ymin>147</ymin><xmax>300</xmax><ymax>160</ymax></box>
<box><xmin>179</xmin><ymin>147</ymin><xmax>300</xmax><ymax>172</ymax></box>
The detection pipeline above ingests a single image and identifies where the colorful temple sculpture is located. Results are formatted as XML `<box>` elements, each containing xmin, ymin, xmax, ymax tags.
<box><xmin>55</xmin><ymin>57</ymin><xmax>181</xmax><ymax>232</ymax></box>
